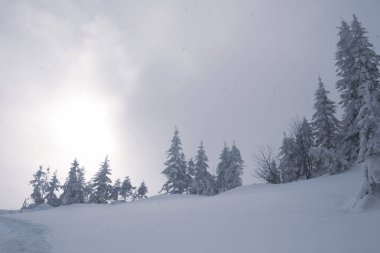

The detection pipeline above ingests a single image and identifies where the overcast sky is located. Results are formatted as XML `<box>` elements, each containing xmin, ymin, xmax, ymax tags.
<box><xmin>1</xmin><ymin>0</ymin><xmax>380</xmax><ymax>209</ymax></box>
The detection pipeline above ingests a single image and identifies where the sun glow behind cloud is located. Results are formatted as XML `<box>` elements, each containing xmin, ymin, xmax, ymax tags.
<box><xmin>48</xmin><ymin>93</ymin><xmax>115</xmax><ymax>163</ymax></box>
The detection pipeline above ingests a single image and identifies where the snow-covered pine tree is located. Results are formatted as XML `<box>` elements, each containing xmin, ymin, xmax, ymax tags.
<box><xmin>216</xmin><ymin>144</ymin><xmax>231</xmax><ymax>193</ymax></box>
<box><xmin>310</xmin><ymin>77</ymin><xmax>346</xmax><ymax>174</ymax></box>
<box><xmin>61</xmin><ymin>159</ymin><xmax>85</xmax><ymax>205</ymax></box>
<box><xmin>109</xmin><ymin>178</ymin><xmax>121</xmax><ymax>201</ymax></box>
<box><xmin>278</xmin><ymin>133</ymin><xmax>298</xmax><ymax>183</ymax></box>
<box><xmin>90</xmin><ymin>156</ymin><xmax>113</xmax><ymax>204</ymax></box>
<box><xmin>120</xmin><ymin>176</ymin><xmax>135</xmax><ymax>201</ymax></box>
<box><xmin>83</xmin><ymin>180</ymin><xmax>93</xmax><ymax>203</ymax></box>
<box><xmin>224</xmin><ymin>142</ymin><xmax>244</xmax><ymax>190</ymax></box>
<box><xmin>187</xmin><ymin>158</ymin><xmax>196</xmax><ymax>194</ymax></box>
<box><xmin>335</xmin><ymin>19</ymin><xmax>360</xmax><ymax>163</ymax></box>
<box><xmin>45</xmin><ymin>170</ymin><xmax>60</xmax><ymax>207</ymax></box>
<box><xmin>190</xmin><ymin>142</ymin><xmax>216</xmax><ymax>196</ymax></box>
<box><xmin>312</xmin><ymin>77</ymin><xmax>340</xmax><ymax>149</ymax></box>
<box><xmin>350</xmin><ymin>15</ymin><xmax>380</xmax><ymax>162</ymax></box>
<box><xmin>134</xmin><ymin>181</ymin><xmax>148</xmax><ymax>200</ymax></box>
<box><xmin>29</xmin><ymin>166</ymin><xmax>48</xmax><ymax>205</ymax></box>
<box><xmin>348</xmin><ymin>15</ymin><xmax>380</xmax><ymax>202</ymax></box>
<box><xmin>160</xmin><ymin>127</ymin><xmax>189</xmax><ymax>194</ymax></box>
<box><xmin>293</xmin><ymin>118</ymin><xmax>314</xmax><ymax>179</ymax></box>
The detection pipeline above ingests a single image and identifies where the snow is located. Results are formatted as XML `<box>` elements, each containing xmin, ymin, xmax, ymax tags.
<box><xmin>1</xmin><ymin>167</ymin><xmax>380</xmax><ymax>253</ymax></box>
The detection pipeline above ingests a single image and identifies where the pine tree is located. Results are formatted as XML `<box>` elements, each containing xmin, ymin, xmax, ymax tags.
<box><xmin>278</xmin><ymin>133</ymin><xmax>298</xmax><ymax>183</ymax></box>
<box><xmin>190</xmin><ymin>142</ymin><xmax>215</xmax><ymax>196</ymax></box>
<box><xmin>45</xmin><ymin>171</ymin><xmax>60</xmax><ymax>207</ymax></box>
<box><xmin>312</xmin><ymin>77</ymin><xmax>340</xmax><ymax>149</ymax></box>
<box><xmin>90</xmin><ymin>156</ymin><xmax>113</xmax><ymax>204</ymax></box>
<box><xmin>225</xmin><ymin>143</ymin><xmax>244</xmax><ymax>190</ymax></box>
<box><xmin>109</xmin><ymin>178</ymin><xmax>121</xmax><ymax>201</ymax></box>
<box><xmin>29</xmin><ymin>166</ymin><xmax>48</xmax><ymax>205</ymax></box>
<box><xmin>349</xmin><ymin>15</ymin><xmax>380</xmax><ymax>162</ymax></box>
<box><xmin>216</xmin><ymin>144</ymin><xmax>231</xmax><ymax>193</ymax></box>
<box><xmin>120</xmin><ymin>176</ymin><xmax>135</xmax><ymax>201</ymax></box>
<box><xmin>294</xmin><ymin>118</ymin><xmax>314</xmax><ymax>179</ymax></box>
<box><xmin>187</xmin><ymin>158</ymin><xmax>196</xmax><ymax>194</ymax></box>
<box><xmin>160</xmin><ymin>127</ymin><xmax>189</xmax><ymax>194</ymax></box>
<box><xmin>335</xmin><ymin>19</ymin><xmax>360</xmax><ymax>163</ymax></box>
<box><xmin>61</xmin><ymin>159</ymin><xmax>85</xmax><ymax>205</ymax></box>
<box><xmin>134</xmin><ymin>181</ymin><xmax>148</xmax><ymax>200</ymax></box>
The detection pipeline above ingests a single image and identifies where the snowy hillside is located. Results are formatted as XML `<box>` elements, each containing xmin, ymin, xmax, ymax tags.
<box><xmin>1</xmin><ymin>167</ymin><xmax>380</xmax><ymax>253</ymax></box>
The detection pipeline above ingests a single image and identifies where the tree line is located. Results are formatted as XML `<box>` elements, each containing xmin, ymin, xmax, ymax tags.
<box><xmin>160</xmin><ymin>127</ymin><xmax>245</xmax><ymax>196</ymax></box>
<box><xmin>254</xmin><ymin>14</ymin><xmax>380</xmax><ymax>200</ymax></box>
<box><xmin>24</xmin><ymin>156</ymin><xmax>148</xmax><ymax>209</ymax></box>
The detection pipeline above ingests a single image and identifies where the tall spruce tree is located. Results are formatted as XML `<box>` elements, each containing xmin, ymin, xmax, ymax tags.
<box><xmin>120</xmin><ymin>176</ymin><xmax>135</xmax><ymax>201</ymax></box>
<box><xmin>134</xmin><ymin>181</ymin><xmax>148</xmax><ymax>200</ymax></box>
<box><xmin>349</xmin><ymin>15</ymin><xmax>380</xmax><ymax>162</ymax></box>
<box><xmin>190</xmin><ymin>142</ymin><xmax>215</xmax><ymax>196</ymax></box>
<box><xmin>216</xmin><ymin>144</ymin><xmax>231</xmax><ymax>193</ymax></box>
<box><xmin>61</xmin><ymin>159</ymin><xmax>85</xmax><ymax>205</ymax></box>
<box><xmin>225</xmin><ymin>143</ymin><xmax>244</xmax><ymax>190</ymax></box>
<box><xmin>310</xmin><ymin>77</ymin><xmax>346</xmax><ymax>174</ymax></box>
<box><xmin>294</xmin><ymin>118</ymin><xmax>314</xmax><ymax>179</ymax></box>
<box><xmin>335</xmin><ymin>19</ymin><xmax>360</xmax><ymax>163</ymax></box>
<box><xmin>278</xmin><ymin>133</ymin><xmax>298</xmax><ymax>183</ymax></box>
<box><xmin>160</xmin><ymin>127</ymin><xmax>189</xmax><ymax>194</ymax></box>
<box><xmin>90</xmin><ymin>156</ymin><xmax>112</xmax><ymax>203</ymax></box>
<box><xmin>109</xmin><ymin>178</ymin><xmax>121</xmax><ymax>201</ymax></box>
<box><xmin>45</xmin><ymin>171</ymin><xmax>60</xmax><ymax>207</ymax></box>
<box><xmin>312</xmin><ymin>77</ymin><xmax>340</xmax><ymax>149</ymax></box>
<box><xmin>29</xmin><ymin>166</ymin><xmax>48</xmax><ymax>205</ymax></box>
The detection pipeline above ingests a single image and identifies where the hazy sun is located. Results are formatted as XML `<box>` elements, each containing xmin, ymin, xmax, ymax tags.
<box><xmin>49</xmin><ymin>93</ymin><xmax>115</xmax><ymax>162</ymax></box>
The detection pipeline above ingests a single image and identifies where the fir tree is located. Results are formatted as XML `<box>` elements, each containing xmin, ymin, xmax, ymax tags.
<box><xmin>29</xmin><ymin>166</ymin><xmax>48</xmax><ymax>205</ymax></box>
<box><xmin>312</xmin><ymin>77</ymin><xmax>340</xmax><ymax>149</ymax></box>
<box><xmin>349</xmin><ymin>15</ymin><xmax>380</xmax><ymax>162</ymax></box>
<box><xmin>45</xmin><ymin>170</ymin><xmax>60</xmax><ymax>207</ymax></box>
<box><xmin>335</xmin><ymin>19</ymin><xmax>360</xmax><ymax>162</ymax></box>
<box><xmin>294</xmin><ymin>118</ymin><xmax>314</xmax><ymax>179</ymax></box>
<box><xmin>134</xmin><ymin>181</ymin><xmax>148</xmax><ymax>200</ymax></box>
<box><xmin>278</xmin><ymin>133</ymin><xmax>298</xmax><ymax>183</ymax></box>
<box><xmin>61</xmin><ymin>159</ymin><xmax>85</xmax><ymax>205</ymax></box>
<box><xmin>160</xmin><ymin>127</ymin><xmax>189</xmax><ymax>194</ymax></box>
<box><xmin>90</xmin><ymin>156</ymin><xmax>112</xmax><ymax>203</ymax></box>
<box><xmin>187</xmin><ymin>158</ymin><xmax>196</xmax><ymax>194</ymax></box>
<box><xmin>109</xmin><ymin>178</ymin><xmax>121</xmax><ymax>201</ymax></box>
<box><xmin>120</xmin><ymin>176</ymin><xmax>135</xmax><ymax>201</ymax></box>
<box><xmin>216</xmin><ymin>144</ymin><xmax>231</xmax><ymax>193</ymax></box>
<box><xmin>225</xmin><ymin>142</ymin><xmax>244</xmax><ymax>190</ymax></box>
<box><xmin>190</xmin><ymin>142</ymin><xmax>215</xmax><ymax>196</ymax></box>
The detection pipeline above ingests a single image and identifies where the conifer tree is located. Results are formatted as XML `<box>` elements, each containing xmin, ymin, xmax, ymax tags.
<box><xmin>278</xmin><ymin>133</ymin><xmax>298</xmax><ymax>183</ymax></box>
<box><xmin>109</xmin><ymin>178</ymin><xmax>121</xmax><ymax>201</ymax></box>
<box><xmin>190</xmin><ymin>142</ymin><xmax>215</xmax><ymax>196</ymax></box>
<box><xmin>310</xmin><ymin>77</ymin><xmax>346</xmax><ymax>174</ymax></box>
<box><xmin>294</xmin><ymin>118</ymin><xmax>314</xmax><ymax>179</ymax></box>
<box><xmin>61</xmin><ymin>159</ymin><xmax>85</xmax><ymax>205</ymax></box>
<box><xmin>29</xmin><ymin>166</ymin><xmax>48</xmax><ymax>205</ymax></box>
<box><xmin>312</xmin><ymin>77</ymin><xmax>340</xmax><ymax>149</ymax></box>
<box><xmin>216</xmin><ymin>144</ymin><xmax>231</xmax><ymax>193</ymax></box>
<box><xmin>120</xmin><ymin>176</ymin><xmax>135</xmax><ymax>201</ymax></box>
<box><xmin>187</xmin><ymin>158</ymin><xmax>196</xmax><ymax>194</ymax></box>
<box><xmin>349</xmin><ymin>15</ymin><xmax>380</xmax><ymax>162</ymax></box>
<box><xmin>335</xmin><ymin>19</ymin><xmax>360</xmax><ymax>162</ymax></box>
<box><xmin>90</xmin><ymin>156</ymin><xmax>112</xmax><ymax>203</ymax></box>
<box><xmin>45</xmin><ymin>170</ymin><xmax>60</xmax><ymax>207</ymax></box>
<box><xmin>134</xmin><ymin>181</ymin><xmax>148</xmax><ymax>200</ymax></box>
<box><xmin>160</xmin><ymin>127</ymin><xmax>189</xmax><ymax>194</ymax></box>
<box><xmin>225</xmin><ymin>143</ymin><xmax>244</xmax><ymax>190</ymax></box>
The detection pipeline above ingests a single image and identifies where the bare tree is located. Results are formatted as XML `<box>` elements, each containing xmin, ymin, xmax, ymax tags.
<box><xmin>254</xmin><ymin>145</ymin><xmax>281</xmax><ymax>184</ymax></box>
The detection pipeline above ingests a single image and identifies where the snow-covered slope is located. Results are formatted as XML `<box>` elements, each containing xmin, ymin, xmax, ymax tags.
<box><xmin>1</xmin><ymin>167</ymin><xmax>380</xmax><ymax>253</ymax></box>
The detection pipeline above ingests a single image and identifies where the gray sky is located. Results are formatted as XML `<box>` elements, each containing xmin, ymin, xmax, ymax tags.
<box><xmin>1</xmin><ymin>0</ymin><xmax>380</xmax><ymax>209</ymax></box>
